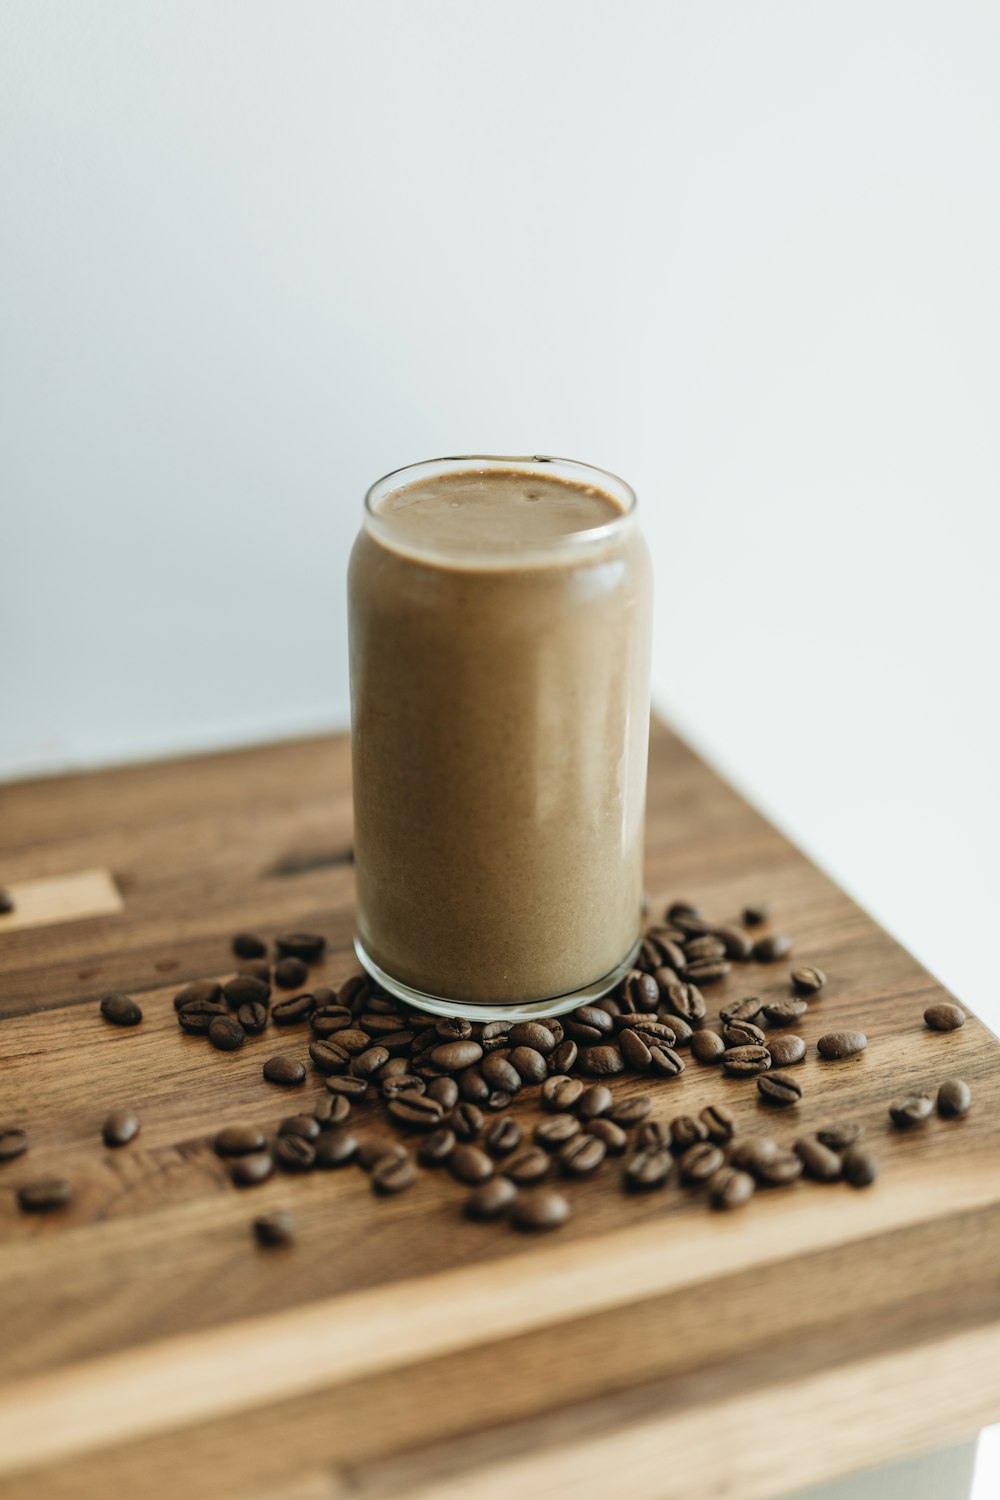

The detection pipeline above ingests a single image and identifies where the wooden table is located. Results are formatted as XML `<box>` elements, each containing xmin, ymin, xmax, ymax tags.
<box><xmin>1</xmin><ymin>721</ymin><xmax>998</xmax><ymax>1500</ymax></box>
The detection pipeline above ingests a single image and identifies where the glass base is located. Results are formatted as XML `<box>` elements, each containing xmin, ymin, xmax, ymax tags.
<box><xmin>353</xmin><ymin>936</ymin><xmax>642</xmax><ymax>1022</ymax></box>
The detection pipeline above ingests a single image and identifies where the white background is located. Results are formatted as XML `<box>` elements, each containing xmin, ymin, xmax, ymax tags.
<box><xmin>1</xmin><ymin>5</ymin><xmax>998</xmax><ymax>1488</ymax></box>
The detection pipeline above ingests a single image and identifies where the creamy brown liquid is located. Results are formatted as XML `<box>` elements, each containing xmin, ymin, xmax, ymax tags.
<box><xmin>348</xmin><ymin>466</ymin><xmax>652</xmax><ymax>1005</ymax></box>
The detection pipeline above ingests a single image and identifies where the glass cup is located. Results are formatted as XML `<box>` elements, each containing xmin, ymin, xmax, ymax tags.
<box><xmin>348</xmin><ymin>455</ymin><xmax>652</xmax><ymax>1019</ymax></box>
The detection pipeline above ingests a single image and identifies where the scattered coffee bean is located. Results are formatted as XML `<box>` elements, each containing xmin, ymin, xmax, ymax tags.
<box><xmin>587</xmin><ymin>1118</ymin><xmax>628</xmax><ymax>1154</ymax></box>
<box><xmin>99</xmin><ymin>992</ymin><xmax>142</xmax><ymax>1027</ymax></box>
<box><xmin>937</xmin><ymin>1078</ymin><xmax>972</xmax><ymax>1119</ymax></box>
<box><xmin>620</xmin><ymin>969</ymin><xmax>660</xmax><ymax>1011</ymax></box>
<box><xmin>662</xmin><ymin>980</ymin><xmax>706</xmax><ymax>1023</ymax></box>
<box><xmin>709</xmin><ymin>1166</ymin><xmax>755</xmax><ymax>1209</ymax></box>
<box><xmin>637</xmin><ymin>1119</ymin><xmax>671</xmax><ymax>1151</ymax></box>
<box><xmin>691</xmin><ymin>1029</ymin><xmax>726</xmax><ymax>1064</ymax></box>
<box><xmin>757</xmin><ymin>1071</ymin><xmax>802</xmax><ymax>1107</ymax></box>
<box><xmin>508</xmin><ymin>1046</ymin><xmax>547</xmax><ymax>1084</ymax></box>
<box><xmin>381</xmin><ymin>1073</ymin><xmax>425</xmax><ymax>1100</ymax></box>
<box><xmin>174</xmin><ymin>980</ymin><xmax>223</xmax><ymax>1011</ymax></box>
<box><xmin>418</xmin><ymin>1128</ymin><xmax>456</xmax><ymax>1166</ymax></box>
<box><xmin>512</xmin><ymin>1188</ymin><xmax>569</xmax><ymax>1231</ymax></box>
<box><xmin>484</xmin><ymin>1117</ymin><xmax>523</xmax><ymax>1157</ymax></box>
<box><xmin>237</xmin><ymin>1000</ymin><xmax>270</xmax><ymax>1035</ymax></box>
<box><xmin>714</xmin><ymin>925</ymin><xmax>755</xmax><ymax>960</ymax></box>
<box><xmin>325</xmin><ymin>1074</ymin><xmax>368</xmax><ymax>1098</ymax></box>
<box><xmin>278</xmin><ymin>1114</ymin><xmax>321</xmax><ymax>1142</ymax></box>
<box><xmin>310</xmin><ymin>1005</ymin><xmax>353</xmax><ymax>1037</ymax></box>
<box><xmin>720</xmin><ymin>996</ymin><xmax>765</xmax><ymax>1025</ymax></box>
<box><xmin>648</xmin><ymin>1045</ymin><xmax>685</xmax><ymax>1078</ymax></box>
<box><xmin>755</xmin><ymin>1150</ymin><xmax>804</xmax><ymax>1186</ymax></box>
<box><xmin>18</xmin><ymin>1179</ymin><xmax>72</xmax><ymax>1212</ymax></box>
<box><xmin>722</xmin><ymin>1044</ymin><xmax>771</xmax><ymax>1078</ymax></box>
<box><xmin>616</xmin><ymin>1015</ymin><xmax>676</xmax><ymax>1044</ymax></box>
<box><xmin>450</xmin><ymin>1144</ymin><xmax>493</xmax><ymax>1185</ymax></box>
<box><xmin>427</xmin><ymin>1076</ymin><xmax>459</xmax><ymax>1110</ymax></box>
<box><xmin>817</xmin><ymin>1031</ymin><xmax>867</xmax><ymax>1060</ymax></box>
<box><xmin>253</xmin><ymin>1210</ymin><xmax>295</xmax><ymax>1247</ymax></box>
<box><xmin>313</xmin><ymin>1094</ymin><xmax>352</xmax><ymax>1127</ymax></box>
<box><xmin>678</xmin><ymin>1141</ymin><xmax>725</xmax><ymax>1183</ymax></box>
<box><xmin>372</xmin><ymin>1151</ymin><xmax>417</xmax><ymax>1194</ymax></box>
<box><xmin>794</xmin><ymin>1137</ymin><xmax>841</xmax><ymax>1181</ymax></box>
<box><xmin>754</xmin><ymin>934</ymin><xmax>792</xmax><ymax>962</ymax></box>
<box><xmin>577</xmin><ymin>1084</ymin><xmax>613</xmax><ymax>1120</ymax></box>
<box><xmin>609</xmin><ymin>1096</ymin><xmax>652</xmax><ymax>1128</ymax></box>
<box><xmin>685</xmin><ymin>960</ymin><xmax>731</xmax><ymax>985</ymax></box>
<box><xmin>889</xmin><ymin>1094</ymin><xmax>933</xmax><ymax>1128</ymax></box>
<box><xmin>274</xmin><ymin>956</ymin><xmax>309</xmax><ymax>990</ymax></box>
<box><xmin>729</xmin><ymin>1137</ymin><xmax>778</xmax><ymax>1174</ymax></box>
<box><xmin>723</xmin><ymin>1019</ymin><xmax>767</xmax><ymax>1048</ymax></box>
<box><xmin>0</xmin><ymin>1127</ymin><xmax>29</xmax><ymax>1162</ymax></box>
<box><xmin>766</xmin><ymin>1034</ymin><xmax>806</xmax><ymax>1067</ymax></box>
<box><xmin>275</xmin><ymin>1134</ymin><xmax>316</xmax><ymax>1172</ymax></box>
<box><xmin>208</xmin><ymin>1015</ymin><xmax>245</xmax><ymax>1052</ymax></box>
<box><xmin>223</xmin><ymin>974</ymin><xmax>271</xmax><ymax>1010</ymax></box>
<box><xmin>665</xmin><ymin>1015</ymin><xmax>693</xmax><ymax>1047</ymax></box>
<box><xmin>233</xmin><ymin>932</ymin><xmax>267</xmax><ymax>960</ymax></box>
<box><xmin>699</xmin><ymin>1103</ymin><xmax>736</xmax><ymax>1143</ymax></box>
<box><xmin>762</xmin><ymin>999</ymin><xmax>808</xmax><ymax>1026</ymax></box>
<box><xmin>742</xmin><ymin>903</ymin><xmax>769</xmax><ymax>927</ymax></box>
<box><xmin>842</xmin><ymin>1145</ymin><xmax>878</xmax><ymax>1187</ymax></box>
<box><xmin>550</xmin><ymin>1039</ymin><xmax>579</xmax><ymax>1073</ymax></box>
<box><xmin>466</xmin><ymin>1176</ymin><xmax>518</xmax><ymax>1220</ymax></box>
<box><xmin>667</xmin><ymin>900</ymin><xmax>703</xmax><ymax>923</ymax></box>
<box><xmin>357</xmin><ymin>1139</ymin><xmax>407</xmax><ymax>1171</ymax></box>
<box><xmin>430</xmin><ymin>1039</ymin><xmax>484</xmax><ymax>1072</ymax></box>
<box><xmin>230</xmin><ymin>1152</ymin><xmax>274</xmax><ymax>1187</ymax></box>
<box><xmin>177</xmin><ymin>996</ymin><xmax>232</xmax><ymax>1035</ymax></box>
<box><xmin>816</xmin><ymin>1121</ymin><xmax>863</xmax><ymax>1151</ymax></box>
<box><xmin>102</xmin><ymin>1109</ymin><xmax>140</xmax><ymax>1147</ymax></box>
<box><xmin>272</xmin><ymin>992</ymin><xmax>317</xmax><ymax>1026</ymax></box>
<box><xmin>559</xmin><ymin>1134</ymin><xmax>607</xmax><ymax>1176</ymax></box>
<box><xmin>387</xmin><ymin>1094</ymin><xmax>445</xmax><ymax>1131</ymax></box>
<box><xmin>309</xmin><ymin>1039</ymin><xmax>350</xmax><ymax>1074</ymax></box>
<box><xmin>506</xmin><ymin>1149</ymin><xmax>552</xmax><ymax>1185</ymax></box>
<box><xmin>215</xmin><ymin>1124</ymin><xmax>267</xmax><ymax>1156</ymax></box>
<box><xmin>263</xmin><ymin>1055</ymin><xmax>306</xmax><ymax>1087</ymax></box>
<box><xmin>566</xmin><ymin>1006</ymin><xmax>614</xmax><ymax>1044</ymax></box>
<box><xmin>543</xmin><ymin>1075</ymin><xmax>584</xmax><ymax>1111</ymax></box>
<box><xmin>457</xmin><ymin>1066</ymin><xmax>490</xmax><ymax>1104</ymax></box>
<box><xmin>624</xmin><ymin>1148</ymin><xmax>672</xmax><ymax>1190</ymax></box>
<box><xmin>791</xmin><ymin>966</ymin><xmax>826</xmax><ymax>996</ymax></box>
<box><xmin>354</xmin><ymin>1045</ymin><xmax>390</xmax><ymax>1079</ymax></box>
<box><xmin>275</xmin><ymin>932</ymin><xmax>327</xmax><ymax>963</ymax></box>
<box><xmin>240</xmin><ymin>959</ymin><xmax>272</xmax><ymax>983</ymax></box>
<box><xmin>685</xmin><ymin>935</ymin><xmax>727</xmax><ymax>963</ymax></box>
<box><xmin>618</xmin><ymin>1028</ymin><xmax>653</xmax><ymax>1071</ymax></box>
<box><xmin>480</xmin><ymin>1053</ymin><xmax>522</xmax><ymax>1093</ymax></box>
<box><xmin>669</xmin><ymin>1114</ymin><xmax>708</xmax><ymax>1153</ymax></box>
<box><xmin>924</xmin><ymin>1003</ymin><xmax>966</xmax><ymax>1032</ymax></box>
<box><xmin>451</xmin><ymin>1102</ymin><xmax>484</xmax><ymax>1140</ymax></box>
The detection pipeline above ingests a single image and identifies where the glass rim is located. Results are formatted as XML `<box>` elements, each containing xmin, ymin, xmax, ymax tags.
<box><xmin>363</xmin><ymin>454</ymin><xmax>637</xmax><ymax>567</ymax></box>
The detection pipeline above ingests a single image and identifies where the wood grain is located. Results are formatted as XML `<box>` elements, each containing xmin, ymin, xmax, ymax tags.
<box><xmin>0</xmin><ymin>720</ymin><xmax>998</xmax><ymax>1500</ymax></box>
<box><xmin>0</xmin><ymin>868</ymin><xmax>122</xmax><ymax>932</ymax></box>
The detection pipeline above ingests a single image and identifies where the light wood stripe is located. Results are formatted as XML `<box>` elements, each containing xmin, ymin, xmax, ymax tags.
<box><xmin>0</xmin><ymin>869</ymin><xmax>122</xmax><ymax>931</ymax></box>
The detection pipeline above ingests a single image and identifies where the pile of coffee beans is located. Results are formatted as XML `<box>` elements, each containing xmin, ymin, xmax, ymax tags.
<box><xmin>2</xmin><ymin>908</ymin><xmax>975</xmax><ymax>1239</ymax></box>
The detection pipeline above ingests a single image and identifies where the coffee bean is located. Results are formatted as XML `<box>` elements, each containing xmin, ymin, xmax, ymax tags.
<box><xmin>685</xmin><ymin>960</ymin><xmax>731</xmax><ymax>985</ymax></box>
<box><xmin>507</xmin><ymin>1149</ymin><xmax>552</xmax><ymax>1185</ymax></box>
<box><xmin>678</xmin><ymin>1141</ymin><xmax>725</xmax><ymax>1183</ymax></box>
<box><xmin>576</xmin><ymin>1119</ymin><xmax>621</xmax><ymax>1159</ymax></box>
<box><xmin>662</xmin><ymin>980</ymin><xmax>706</xmax><ymax>1023</ymax></box>
<box><xmin>484</xmin><ymin>1117</ymin><xmax>523</xmax><ymax>1157</ymax></box>
<box><xmin>620</xmin><ymin>969</ymin><xmax>660</xmax><ymax>1012</ymax></box>
<box><xmin>357</xmin><ymin>1139</ymin><xmax>407</xmax><ymax>1171</ymax></box>
<box><xmin>576</xmin><ymin>1084</ymin><xmax>613</xmax><ymax>1121</ymax></box>
<box><xmin>616</xmin><ymin>1015</ymin><xmax>676</xmax><ymax>1045</ymax></box>
<box><xmin>709</xmin><ymin>1166</ymin><xmax>756</xmax><ymax>1209</ymax></box>
<box><xmin>223</xmin><ymin>975</ymin><xmax>271</xmax><ymax>1009</ymax></box>
<box><xmin>559</xmin><ymin>1134</ymin><xmax>607</xmax><ymax>1176</ymax></box>
<box><xmin>791</xmin><ymin>966</ymin><xmax>826</xmax><ymax>996</ymax></box>
<box><xmin>742</xmin><ymin>903</ymin><xmax>769</xmax><ymax>926</ymax></box>
<box><xmin>794</xmin><ymin>1137</ymin><xmax>841</xmax><ymax>1181</ymax></box>
<box><xmin>450</xmin><ymin>1144</ymin><xmax>493</xmax><ymax>1185</ymax></box>
<box><xmin>381</xmin><ymin>1073</ymin><xmax>426</xmax><ymax>1099</ymax></box>
<box><xmin>237</xmin><ymin>1000</ymin><xmax>270</xmax><ymax>1035</ymax></box>
<box><xmin>666</xmin><ymin>900</ymin><xmax>703</xmax><ymax>923</ymax></box>
<box><xmin>353</xmin><ymin>1045</ymin><xmax>390</xmax><ymax>1079</ymax></box>
<box><xmin>889</xmin><ymin>1094</ymin><xmax>933</xmax><ymax>1128</ymax></box>
<box><xmin>924</xmin><ymin>1003</ymin><xmax>966</xmax><ymax>1032</ymax></box>
<box><xmin>486</xmin><ymin>1089</ymin><xmax>515</xmax><ymax>1112</ymax></box>
<box><xmin>937</xmin><ymin>1078</ymin><xmax>972</xmax><ymax>1119</ymax></box>
<box><xmin>272</xmin><ymin>992</ymin><xmax>317</xmax><ymax>1026</ymax></box>
<box><xmin>549</xmin><ymin>1039</ymin><xmax>579</xmax><ymax>1073</ymax></box>
<box><xmin>308</xmin><ymin>1039</ymin><xmax>350</xmax><ymax>1074</ymax></box>
<box><xmin>817</xmin><ymin>1031</ymin><xmax>867</xmax><ymax>1060</ymax></box>
<box><xmin>372</xmin><ymin>1151</ymin><xmax>417</xmax><ymax>1194</ymax></box>
<box><xmin>418</xmin><ymin>1127</ymin><xmax>456</xmax><ymax>1166</ymax></box>
<box><xmin>619</xmin><ymin>1028</ymin><xmax>653</xmax><ymax>1071</ymax></box>
<box><xmin>325</xmin><ymin>1075</ymin><xmax>368</xmax><ymax>1098</ymax></box>
<box><xmin>480</xmin><ymin>1053</ymin><xmax>522</xmax><ymax>1093</ymax></box>
<box><xmin>275</xmin><ymin>1134</ymin><xmax>316</xmax><ymax>1172</ymax></box>
<box><xmin>337</xmin><ymin>974</ymin><xmax>369</xmax><ymax>1008</ymax></box>
<box><xmin>729</xmin><ymin>1137</ymin><xmax>778</xmax><ymax>1174</ymax></box>
<box><xmin>233</xmin><ymin>932</ymin><xmax>267</xmax><ymax>960</ymax></box>
<box><xmin>720</xmin><ymin>996</ymin><xmax>765</xmax><ymax>1025</ymax></box>
<box><xmin>387</xmin><ymin>1094</ymin><xmax>445</xmax><ymax>1131</ymax></box>
<box><xmin>0</xmin><ymin>888</ymin><xmax>15</xmax><ymax>915</ymax></box>
<box><xmin>274</xmin><ymin>956</ymin><xmax>309</xmax><ymax>990</ymax></box>
<box><xmin>363</xmin><ymin>1013</ymin><xmax>410</xmax><ymax>1038</ymax></box>
<box><xmin>766</xmin><ymin>1034</ymin><xmax>806</xmax><ymax>1068</ymax></box>
<box><xmin>722</xmin><ymin>1045</ymin><xmax>771</xmax><ymax>1077</ymax></box>
<box><xmin>508</xmin><ymin>1046</ymin><xmax>547</xmax><ymax>1084</ymax></box>
<box><xmin>842</xmin><ymin>1145</ymin><xmax>878</xmax><ymax>1187</ymax></box>
<box><xmin>427</xmin><ymin>1076</ymin><xmax>459</xmax><ymax>1110</ymax></box>
<box><xmin>547</xmin><ymin>1019</ymin><xmax>565</xmax><ymax>1046</ymax></box>
<box><xmin>624</xmin><ymin>1149</ymin><xmax>672</xmax><ymax>1190</ymax></box>
<box><xmin>685</xmin><ymin>934</ymin><xmax>727</xmax><ymax>963</ymax></box>
<box><xmin>274</xmin><ymin>1117</ymin><xmax>317</xmax><ymax>1145</ymax></box>
<box><xmin>434</xmin><ymin>1016</ymin><xmax>472</xmax><ymax>1041</ymax></box>
<box><xmin>670</xmin><ymin>911</ymin><xmax>714</xmax><ymax>938</ymax></box>
<box><xmin>512</xmin><ymin>1188</ymin><xmax>569</xmax><ymax>1231</ymax></box>
<box><xmin>451</xmin><ymin>1102</ymin><xmax>484</xmax><ymax>1140</ymax></box>
<box><xmin>430</xmin><ymin>1039</ymin><xmax>484</xmax><ymax>1072</ymax></box>
<box><xmin>566</xmin><ymin>1006</ymin><xmax>615</xmax><ymax>1044</ymax></box>
<box><xmin>753</xmin><ymin>934</ymin><xmax>792</xmax><ymax>962</ymax></box>
<box><xmin>609</xmin><ymin>1095</ymin><xmax>652</xmax><ymax>1128</ymax></box>
<box><xmin>669</xmin><ymin>1115</ymin><xmax>708</xmax><ymax>1153</ymax></box>
<box><xmin>208</xmin><ymin>1015</ymin><xmax>245</xmax><ymax>1052</ymax></box>
<box><xmin>263</xmin><ymin>1055</ymin><xmax>306</xmax><ymax>1087</ymax></box>
<box><xmin>757</xmin><ymin>1071</ymin><xmax>802</xmax><ymax>1107</ymax></box>
<box><xmin>214</xmin><ymin>1125</ymin><xmax>266</xmax><ymax>1157</ymax></box>
<box><xmin>816</xmin><ymin>1121</ymin><xmax>863</xmax><ymax>1151</ymax></box>
<box><xmin>0</xmin><ymin>1127</ymin><xmax>29</xmax><ymax>1162</ymax></box>
<box><xmin>506</xmin><ymin>1021</ymin><xmax>554</xmax><ymax>1055</ymax></box>
<box><xmin>458</xmin><ymin>1066</ymin><xmax>490</xmax><ymax>1104</ymax></box>
<box><xmin>313</xmin><ymin>1094</ymin><xmax>352</xmax><ymax>1128</ymax></box>
<box><xmin>755</xmin><ymin>1150</ymin><xmax>803</xmax><ymax>1186</ymax></box>
<box><xmin>762</xmin><ymin>999</ymin><xmax>808</xmax><ymax>1026</ymax></box>
<box><xmin>253</xmin><ymin>1211</ymin><xmax>295</xmax><ymax>1247</ymax></box>
<box><xmin>700</xmin><ymin>1103</ymin><xmax>737</xmax><ymax>1143</ymax></box>
<box><xmin>464</xmin><ymin>1175</ymin><xmax>517</xmax><ymax>1220</ymax></box>
<box><xmin>637</xmin><ymin>1120</ymin><xmax>671</xmax><ymax>1151</ymax></box>
<box><xmin>533</xmin><ymin>1115</ymin><xmax>580</xmax><ymax>1151</ymax></box>
<box><xmin>230</xmin><ymin>1152</ymin><xmax>274</xmax><ymax>1187</ymax></box>
<box><xmin>647</xmin><ymin>932</ymin><xmax>689</xmax><ymax>970</ymax></box>
<box><xmin>275</xmin><ymin>932</ymin><xmax>327</xmax><ymax>963</ymax></box>
<box><xmin>543</xmin><ymin>1075</ymin><xmax>584</xmax><ymax>1111</ymax></box>
<box><xmin>102</xmin><ymin>1109</ymin><xmax>140</xmax><ymax>1147</ymax></box>
<box><xmin>648</xmin><ymin>1045</ymin><xmax>685</xmax><ymax>1078</ymax></box>
<box><xmin>240</xmin><ymin>960</ymin><xmax>272</xmax><ymax>984</ymax></box>
<box><xmin>99</xmin><ymin>992</ymin><xmax>142</xmax><ymax>1027</ymax></box>
<box><xmin>691</xmin><ymin>1029</ymin><xmax>726</xmax><ymax>1064</ymax></box>
<box><xmin>723</xmin><ymin>1019</ymin><xmax>766</xmax><ymax>1048</ymax></box>
<box><xmin>18</xmin><ymin>1179</ymin><xmax>72</xmax><ymax>1212</ymax></box>
<box><xmin>714</xmin><ymin>925</ymin><xmax>755</xmax><ymax>960</ymax></box>
<box><xmin>174</xmin><ymin>980</ymin><xmax>223</xmax><ymax>1011</ymax></box>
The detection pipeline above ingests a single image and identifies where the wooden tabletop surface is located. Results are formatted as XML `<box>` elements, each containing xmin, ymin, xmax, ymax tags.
<box><xmin>0</xmin><ymin>719</ymin><xmax>998</xmax><ymax>1500</ymax></box>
